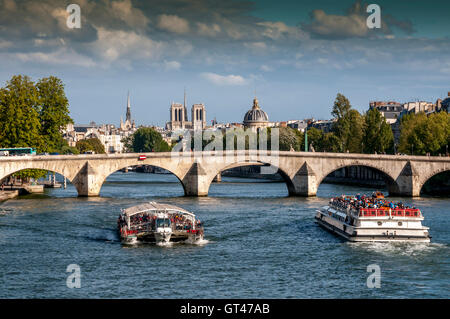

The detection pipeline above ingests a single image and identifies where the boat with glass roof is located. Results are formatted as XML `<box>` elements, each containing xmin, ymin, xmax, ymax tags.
<box><xmin>117</xmin><ymin>202</ymin><xmax>204</xmax><ymax>245</ymax></box>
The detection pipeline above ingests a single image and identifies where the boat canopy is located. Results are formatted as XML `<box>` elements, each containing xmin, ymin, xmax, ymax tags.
<box><xmin>121</xmin><ymin>201</ymin><xmax>196</xmax><ymax>219</ymax></box>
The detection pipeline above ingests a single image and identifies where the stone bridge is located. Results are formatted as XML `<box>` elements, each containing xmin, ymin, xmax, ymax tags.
<box><xmin>0</xmin><ymin>151</ymin><xmax>448</xmax><ymax>197</ymax></box>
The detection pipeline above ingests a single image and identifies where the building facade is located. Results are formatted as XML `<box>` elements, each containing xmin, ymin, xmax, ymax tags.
<box><xmin>243</xmin><ymin>97</ymin><xmax>269</xmax><ymax>131</ymax></box>
<box><xmin>166</xmin><ymin>91</ymin><xmax>207</xmax><ymax>131</ymax></box>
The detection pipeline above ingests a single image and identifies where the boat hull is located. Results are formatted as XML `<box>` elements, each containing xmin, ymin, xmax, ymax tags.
<box><xmin>315</xmin><ymin>213</ymin><xmax>431</xmax><ymax>243</ymax></box>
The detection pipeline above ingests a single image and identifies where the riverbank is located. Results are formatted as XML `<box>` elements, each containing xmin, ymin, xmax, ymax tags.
<box><xmin>0</xmin><ymin>190</ymin><xmax>19</xmax><ymax>202</ymax></box>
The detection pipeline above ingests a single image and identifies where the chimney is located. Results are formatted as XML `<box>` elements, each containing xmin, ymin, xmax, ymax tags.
<box><xmin>448</xmin><ymin>91</ymin><xmax>450</xmax><ymax>97</ymax></box>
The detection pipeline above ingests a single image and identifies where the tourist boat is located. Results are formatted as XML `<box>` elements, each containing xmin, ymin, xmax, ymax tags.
<box><xmin>315</xmin><ymin>193</ymin><xmax>431</xmax><ymax>242</ymax></box>
<box><xmin>118</xmin><ymin>202</ymin><xmax>204</xmax><ymax>245</ymax></box>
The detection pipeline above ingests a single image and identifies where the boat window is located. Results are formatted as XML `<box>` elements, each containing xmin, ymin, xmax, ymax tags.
<box><xmin>156</xmin><ymin>219</ymin><xmax>171</xmax><ymax>228</ymax></box>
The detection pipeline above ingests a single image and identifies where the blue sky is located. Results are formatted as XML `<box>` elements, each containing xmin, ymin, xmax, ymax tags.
<box><xmin>0</xmin><ymin>0</ymin><xmax>449</xmax><ymax>126</ymax></box>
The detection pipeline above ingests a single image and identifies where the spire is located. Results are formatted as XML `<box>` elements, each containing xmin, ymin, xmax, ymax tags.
<box><xmin>253</xmin><ymin>96</ymin><xmax>260</xmax><ymax>109</ymax></box>
<box><xmin>183</xmin><ymin>87</ymin><xmax>188</xmax><ymax>121</ymax></box>
<box><xmin>126</xmin><ymin>91</ymin><xmax>131</xmax><ymax>123</ymax></box>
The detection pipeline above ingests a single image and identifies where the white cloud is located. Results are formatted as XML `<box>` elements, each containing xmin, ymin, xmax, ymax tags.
<box><xmin>260</xmin><ymin>65</ymin><xmax>273</xmax><ymax>72</ymax></box>
<box><xmin>257</xmin><ymin>21</ymin><xmax>308</xmax><ymax>40</ymax></box>
<box><xmin>109</xmin><ymin>0</ymin><xmax>149</xmax><ymax>30</ymax></box>
<box><xmin>244</xmin><ymin>42</ymin><xmax>267</xmax><ymax>50</ymax></box>
<box><xmin>156</xmin><ymin>14</ymin><xmax>190</xmax><ymax>34</ymax></box>
<box><xmin>163</xmin><ymin>60</ymin><xmax>181</xmax><ymax>70</ymax></box>
<box><xmin>0</xmin><ymin>40</ymin><xmax>12</xmax><ymax>49</ymax></box>
<box><xmin>197</xmin><ymin>22</ymin><xmax>221</xmax><ymax>37</ymax></box>
<box><xmin>201</xmin><ymin>72</ymin><xmax>248</xmax><ymax>86</ymax></box>
<box><xmin>91</xmin><ymin>27</ymin><xmax>165</xmax><ymax>64</ymax></box>
<box><xmin>305</xmin><ymin>9</ymin><xmax>368</xmax><ymax>38</ymax></box>
<box><xmin>13</xmin><ymin>48</ymin><xmax>96</xmax><ymax>67</ymax></box>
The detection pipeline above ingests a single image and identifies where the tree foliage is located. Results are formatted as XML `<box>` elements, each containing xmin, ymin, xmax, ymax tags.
<box><xmin>0</xmin><ymin>75</ymin><xmax>73</xmax><ymax>153</ymax></box>
<box><xmin>398</xmin><ymin>112</ymin><xmax>450</xmax><ymax>155</ymax></box>
<box><xmin>128</xmin><ymin>127</ymin><xmax>170</xmax><ymax>152</ymax></box>
<box><xmin>37</xmin><ymin>76</ymin><xmax>73</xmax><ymax>152</ymax></box>
<box><xmin>0</xmin><ymin>75</ymin><xmax>42</xmax><ymax>150</ymax></box>
<box><xmin>76</xmin><ymin>137</ymin><xmax>106</xmax><ymax>154</ymax></box>
<box><xmin>363</xmin><ymin>108</ymin><xmax>394</xmax><ymax>154</ymax></box>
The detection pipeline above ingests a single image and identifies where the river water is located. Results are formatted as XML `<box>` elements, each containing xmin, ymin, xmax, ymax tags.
<box><xmin>0</xmin><ymin>172</ymin><xmax>448</xmax><ymax>298</ymax></box>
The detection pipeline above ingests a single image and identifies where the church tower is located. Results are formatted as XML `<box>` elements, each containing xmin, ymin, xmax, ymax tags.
<box><xmin>121</xmin><ymin>91</ymin><xmax>135</xmax><ymax>131</ymax></box>
<box><xmin>126</xmin><ymin>91</ymin><xmax>131</xmax><ymax>123</ymax></box>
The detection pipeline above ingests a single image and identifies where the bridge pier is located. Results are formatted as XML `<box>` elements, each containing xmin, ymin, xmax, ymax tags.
<box><xmin>289</xmin><ymin>163</ymin><xmax>318</xmax><ymax>196</ymax></box>
<box><xmin>181</xmin><ymin>162</ymin><xmax>210</xmax><ymax>196</ymax></box>
<box><xmin>391</xmin><ymin>161</ymin><xmax>421</xmax><ymax>197</ymax></box>
<box><xmin>72</xmin><ymin>162</ymin><xmax>104</xmax><ymax>197</ymax></box>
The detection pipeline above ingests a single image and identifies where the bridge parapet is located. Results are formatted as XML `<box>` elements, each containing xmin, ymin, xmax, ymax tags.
<box><xmin>0</xmin><ymin>151</ymin><xmax>448</xmax><ymax>197</ymax></box>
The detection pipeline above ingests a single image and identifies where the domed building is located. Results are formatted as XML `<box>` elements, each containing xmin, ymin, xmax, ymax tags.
<box><xmin>243</xmin><ymin>97</ymin><xmax>269</xmax><ymax>131</ymax></box>
<box><xmin>441</xmin><ymin>93</ymin><xmax>450</xmax><ymax>112</ymax></box>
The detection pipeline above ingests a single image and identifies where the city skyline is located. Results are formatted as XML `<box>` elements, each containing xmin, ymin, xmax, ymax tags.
<box><xmin>1</xmin><ymin>0</ymin><xmax>449</xmax><ymax>126</ymax></box>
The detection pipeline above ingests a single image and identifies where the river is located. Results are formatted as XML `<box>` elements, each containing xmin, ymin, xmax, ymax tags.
<box><xmin>0</xmin><ymin>172</ymin><xmax>448</xmax><ymax>298</ymax></box>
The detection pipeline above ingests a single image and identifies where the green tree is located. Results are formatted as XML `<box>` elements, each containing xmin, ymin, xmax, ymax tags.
<box><xmin>399</xmin><ymin>112</ymin><xmax>450</xmax><ymax>155</ymax></box>
<box><xmin>330</xmin><ymin>94</ymin><xmax>364</xmax><ymax>153</ymax></box>
<box><xmin>363</xmin><ymin>108</ymin><xmax>394</xmax><ymax>154</ymax></box>
<box><xmin>0</xmin><ymin>75</ymin><xmax>42</xmax><ymax>150</ymax></box>
<box><xmin>129</xmin><ymin>127</ymin><xmax>170</xmax><ymax>152</ymax></box>
<box><xmin>37</xmin><ymin>76</ymin><xmax>73</xmax><ymax>152</ymax></box>
<box><xmin>278</xmin><ymin>127</ymin><xmax>302</xmax><ymax>151</ymax></box>
<box><xmin>76</xmin><ymin>137</ymin><xmax>106</xmax><ymax>154</ymax></box>
<box><xmin>331</xmin><ymin>93</ymin><xmax>352</xmax><ymax>120</ymax></box>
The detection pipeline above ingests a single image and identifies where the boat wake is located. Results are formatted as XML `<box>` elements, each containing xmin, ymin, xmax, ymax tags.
<box><xmin>347</xmin><ymin>241</ymin><xmax>447</xmax><ymax>256</ymax></box>
<box><xmin>186</xmin><ymin>238</ymin><xmax>210</xmax><ymax>245</ymax></box>
<box><xmin>156</xmin><ymin>241</ymin><xmax>173</xmax><ymax>247</ymax></box>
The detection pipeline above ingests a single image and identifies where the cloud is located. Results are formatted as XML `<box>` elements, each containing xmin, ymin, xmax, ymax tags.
<box><xmin>13</xmin><ymin>48</ymin><xmax>96</xmax><ymax>67</ymax></box>
<box><xmin>260</xmin><ymin>64</ymin><xmax>273</xmax><ymax>72</ymax></box>
<box><xmin>244</xmin><ymin>41</ymin><xmax>267</xmax><ymax>50</ymax></box>
<box><xmin>302</xmin><ymin>0</ymin><xmax>415</xmax><ymax>39</ymax></box>
<box><xmin>90</xmin><ymin>27</ymin><xmax>165</xmax><ymax>65</ymax></box>
<box><xmin>197</xmin><ymin>22</ymin><xmax>221</xmax><ymax>37</ymax></box>
<box><xmin>257</xmin><ymin>21</ymin><xmax>308</xmax><ymax>40</ymax></box>
<box><xmin>163</xmin><ymin>60</ymin><xmax>181</xmax><ymax>70</ymax></box>
<box><xmin>201</xmin><ymin>72</ymin><xmax>248</xmax><ymax>85</ymax></box>
<box><xmin>156</xmin><ymin>14</ymin><xmax>190</xmax><ymax>34</ymax></box>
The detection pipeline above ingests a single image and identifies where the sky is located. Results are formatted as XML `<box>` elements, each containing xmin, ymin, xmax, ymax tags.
<box><xmin>0</xmin><ymin>0</ymin><xmax>449</xmax><ymax>126</ymax></box>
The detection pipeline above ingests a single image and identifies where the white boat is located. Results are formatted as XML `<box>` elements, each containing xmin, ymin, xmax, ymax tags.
<box><xmin>315</xmin><ymin>193</ymin><xmax>431</xmax><ymax>242</ymax></box>
<box><xmin>118</xmin><ymin>202</ymin><xmax>204</xmax><ymax>245</ymax></box>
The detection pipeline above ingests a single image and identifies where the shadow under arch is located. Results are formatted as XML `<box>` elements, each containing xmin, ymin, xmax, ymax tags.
<box><xmin>0</xmin><ymin>167</ymin><xmax>74</xmax><ymax>194</ymax></box>
<box><xmin>317</xmin><ymin>164</ymin><xmax>401</xmax><ymax>196</ymax></box>
<box><xmin>420</xmin><ymin>169</ymin><xmax>450</xmax><ymax>196</ymax></box>
<box><xmin>208</xmin><ymin>161</ymin><xmax>294</xmax><ymax>197</ymax></box>
<box><xmin>99</xmin><ymin>164</ymin><xmax>187</xmax><ymax>197</ymax></box>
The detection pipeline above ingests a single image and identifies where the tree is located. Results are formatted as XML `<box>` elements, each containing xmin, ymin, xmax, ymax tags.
<box><xmin>331</xmin><ymin>93</ymin><xmax>352</xmax><ymax>120</ymax></box>
<box><xmin>363</xmin><ymin>108</ymin><xmax>394</xmax><ymax>154</ymax></box>
<box><xmin>399</xmin><ymin>112</ymin><xmax>450</xmax><ymax>155</ymax></box>
<box><xmin>304</xmin><ymin>127</ymin><xmax>340</xmax><ymax>152</ymax></box>
<box><xmin>278</xmin><ymin>127</ymin><xmax>302</xmax><ymax>151</ymax></box>
<box><xmin>330</xmin><ymin>94</ymin><xmax>364</xmax><ymax>153</ymax></box>
<box><xmin>0</xmin><ymin>75</ymin><xmax>42</xmax><ymax>150</ymax></box>
<box><xmin>345</xmin><ymin>109</ymin><xmax>364</xmax><ymax>153</ymax></box>
<box><xmin>129</xmin><ymin>127</ymin><xmax>170</xmax><ymax>152</ymax></box>
<box><xmin>37</xmin><ymin>76</ymin><xmax>73</xmax><ymax>152</ymax></box>
<box><xmin>76</xmin><ymin>137</ymin><xmax>106</xmax><ymax>154</ymax></box>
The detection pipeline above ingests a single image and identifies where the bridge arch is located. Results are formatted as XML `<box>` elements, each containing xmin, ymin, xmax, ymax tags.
<box><xmin>93</xmin><ymin>162</ymin><xmax>187</xmax><ymax>197</ymax></box>
<box><xmin>203</xmin><ymin>160</ymin><xmax>295</xmax><ymax>197</ymax></box>
<box><xmin>316</xmin><ymin>163</ymin><xmax>400</xmax><ymax>196</ymax></box>
<box><xmin>0</xmin><ymin>165</ymin><xmax>74</xmax><ymax>185</ymax></box>
<box><xmin>0</xmin><ymin>166</ymin><xmax>74</xmax><ymax>196</ymax></box>
<box><xmin>419</xmin><ymin>168</ymin><xmax>450</xmax><ymax>196</ymax></box>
